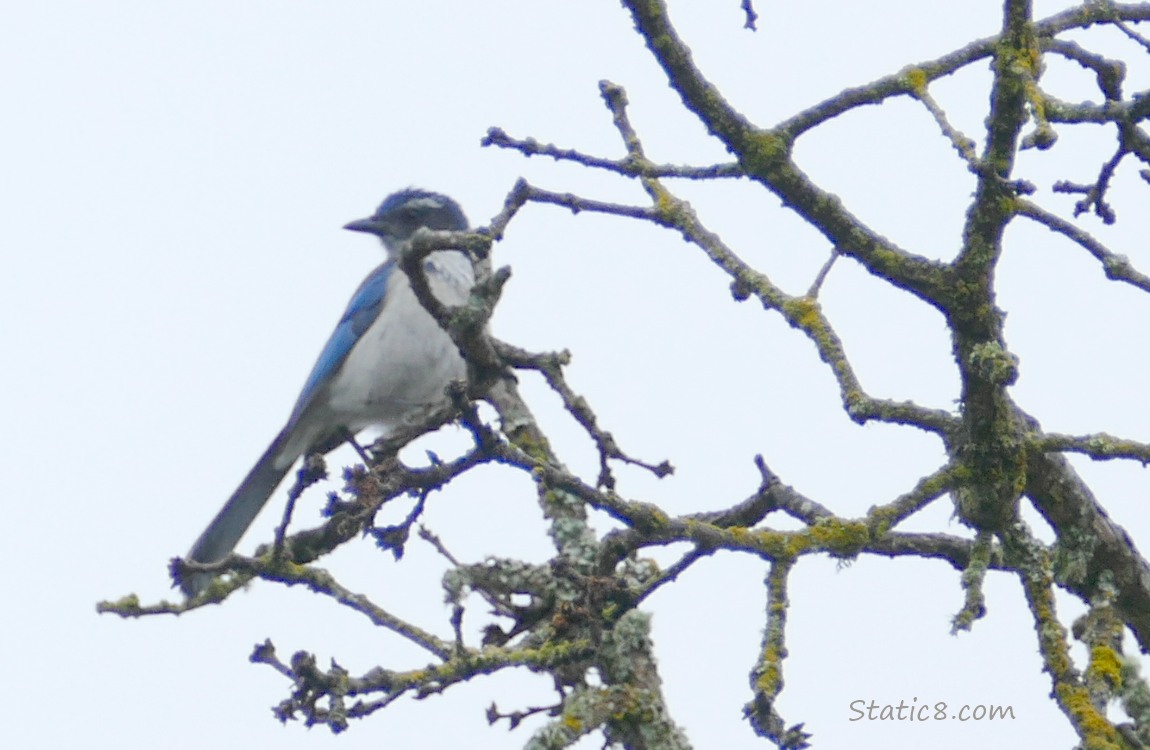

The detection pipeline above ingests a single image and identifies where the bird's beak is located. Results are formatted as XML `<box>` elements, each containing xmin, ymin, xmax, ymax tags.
<box><xmin>343</xmin><ymin>217</ymin><xmax>383</xmax><ymax>234</ymax></box>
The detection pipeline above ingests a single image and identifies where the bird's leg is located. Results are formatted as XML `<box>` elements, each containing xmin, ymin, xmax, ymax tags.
<box><xmin>343</xmin><ymin>428</ymin><xmax>373</xmax><ymax>464</ymax></box>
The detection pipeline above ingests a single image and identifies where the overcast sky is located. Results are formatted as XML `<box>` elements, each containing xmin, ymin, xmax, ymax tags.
<box><xmin>5</xmin><ymin>2</ymin><xmax>1150</xmax><ymax>749</ymax></box>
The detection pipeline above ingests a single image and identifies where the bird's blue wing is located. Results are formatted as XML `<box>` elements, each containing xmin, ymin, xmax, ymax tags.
<box><xmin>286</xmin><ymin>261</ymin><xmax>396</xmax><ymax>426</ymax></box>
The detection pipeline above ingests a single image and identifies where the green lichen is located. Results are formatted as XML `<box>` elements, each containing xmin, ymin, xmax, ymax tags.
<box><xmin>866</xmin><ymin>505</ymin><xmax>898</xmax><ymax>537</ymax></box>
<box><xmin>902</xmin><ymin>66</ymin><xmax>929</xmax><ymax>96</ymax></box>
<box><xmin>780</xmin><ymin>296</ymin><xmax>822</xmax><ymax>331</ymax></box>
<box><xmin>1056</xmin><ymin>684</ymin><xmax>1124</xmax><ymax>750</ymax></box>
<box><xmin>754</xmin><ymin>650</ymin><xmax>782</xmax><ymax>696</ymax></box>
<box><xmin>806</xmin><ymin>517</ymin><xmax>870</xmax><ymax>558</ymax></box>
<box><xmin>730</xmin><ymin>526</ymin><xmax>792</xmax><ymax>559</ymax></box>
<box><xmin>737</xmin><ymin>131</ymin><xmax>791</xmax><ymax>177</ymax></box>
<box><xmin>968</xmin><ymin>340</ymin><xmax>1020</xmax><ymax>386</ymax></box>
<box><xmin>649</xmin><ymin>183</ymin><xmax>680</xmax><ymax>223</ymax></box>
<box><xmin>1088</xmin><ymin>645</ymin><xmax>1124</xmax><ymax>692</ymax></box>
<box><xmin>507</xmin><ymin>423</ymin><xmax>553</xmax><ymax>464</ymax></box>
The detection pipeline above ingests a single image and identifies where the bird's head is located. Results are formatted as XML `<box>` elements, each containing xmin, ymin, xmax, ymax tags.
<box><xmin>344</xmin><ymin>188</ymin><xmax>468</xmax><ymax>253</ymax></box>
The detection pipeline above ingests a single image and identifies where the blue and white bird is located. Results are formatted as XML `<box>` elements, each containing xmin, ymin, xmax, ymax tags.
<box><xmin>181</xmin><ymin>188</ymin><xmax>474</xmax><ymax>597</ymax></box>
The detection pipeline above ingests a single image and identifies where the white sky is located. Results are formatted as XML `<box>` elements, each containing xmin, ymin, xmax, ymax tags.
<box><xmin>4</xmin><ymin>2</ymin><xmax>1150</xmax><ymax>749</ymax></box>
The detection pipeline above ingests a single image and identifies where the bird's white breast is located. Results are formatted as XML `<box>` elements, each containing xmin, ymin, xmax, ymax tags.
<box><xmin>325</xmin><ymin>250</ymin><xmax>473</xmax><ymax>432</ymax></box>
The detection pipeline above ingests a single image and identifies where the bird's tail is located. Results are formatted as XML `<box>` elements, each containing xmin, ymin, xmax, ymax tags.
<box><xmin>181</xmin><ymin>432</ymin><xmax>293</xmax><ymax>597</ymax></box>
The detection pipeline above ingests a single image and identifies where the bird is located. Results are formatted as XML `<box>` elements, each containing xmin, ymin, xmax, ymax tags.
<box><xmin>180</xmin><ymin>188</ymin><xmax>474</xmax><ymax>597</ymax></box>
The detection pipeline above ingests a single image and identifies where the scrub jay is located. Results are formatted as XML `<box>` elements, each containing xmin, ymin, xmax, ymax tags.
<box><xmin>181</xmin><ymin>188</ymin><xmax>474</xmax><ymax>597</ymax></box>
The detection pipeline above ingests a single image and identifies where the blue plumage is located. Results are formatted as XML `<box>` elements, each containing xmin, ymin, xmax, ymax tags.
<box><xmin>288</xmin><ymin>261</ymin><xmax>396</xmax><ymax>426</ymax></box>
<box><xmin>181</xmin><ymin>189</ymin><xmax>473</xmax><ymax>597</ymax></box>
